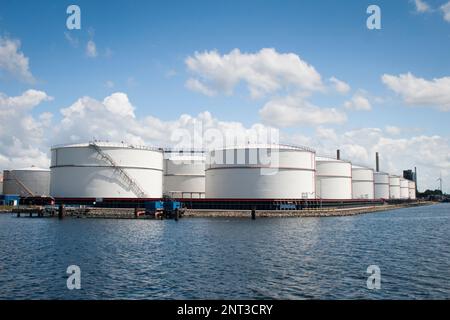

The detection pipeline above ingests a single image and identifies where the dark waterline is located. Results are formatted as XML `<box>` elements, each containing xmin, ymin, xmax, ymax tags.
<box><xmin>0</xmin><ymin>203</ymin><xmax>449</xmax><ymax>299</ymax></box>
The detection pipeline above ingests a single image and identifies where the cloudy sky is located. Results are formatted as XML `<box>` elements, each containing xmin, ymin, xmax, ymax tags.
<box><xmin>0</xmin><ymin>0</ymin><xmax>449</xmax><ymax>192</ymax></box>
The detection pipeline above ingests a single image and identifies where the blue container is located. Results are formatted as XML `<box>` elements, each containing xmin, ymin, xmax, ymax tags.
<box><xmin>0</xmin><ymin>194</ymin><xmax>20</xmax><ymax>206</ymax></box>
<box><xmin>164</xmin><ymin>201</ymin><xmax>181</xmax><ymax>211</ymax></box>
<box><xmin>145</xmin><ymin>201</ymin><xmax>164</xmax><ymax>211</ymax></box>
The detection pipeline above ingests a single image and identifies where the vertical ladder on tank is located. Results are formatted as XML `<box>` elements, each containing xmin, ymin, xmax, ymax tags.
<box><xmin>89</xmin><ymin>142</ymin><xmax>147</xmax><ymax>198</ymax></box>
<box><xmin>8</xmin><ymin>171</ymin><xmax>35</xmax><ymax>197</ymax></box>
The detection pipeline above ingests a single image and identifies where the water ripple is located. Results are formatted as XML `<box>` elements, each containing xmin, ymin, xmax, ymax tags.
<box><xmin>0</xmin><ymin>204</ymin><xmax>449</xmax><ymax>299</ymax></box>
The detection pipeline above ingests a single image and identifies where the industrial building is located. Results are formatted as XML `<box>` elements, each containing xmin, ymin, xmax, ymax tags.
<box><xmin>205</xmin><ymin>144</ymin><xmax>316</xmax><ymax>199</ymax></box>
<box><xmin>315</xmin><ymin>156</ymin><xmax>352</xmax><ymax>199</ymax></box>
<box><xmin>351</xmin><ymin>165</ymin><xmax>375</xmax><ymax>199</ymax></box>
<box><xmin>163</xmin><ymin>150</ymin><xmax>206</xmax><ymax>198</ymax></box>
<box><xmin>50</xmin><ymin>142</ymin><xmax>164</xmax><ymax>198</ymax></box>
<box><xmin>2</xmin><ymin>167</ymin><xmax>50</xmax><ymax>197</ymax></box>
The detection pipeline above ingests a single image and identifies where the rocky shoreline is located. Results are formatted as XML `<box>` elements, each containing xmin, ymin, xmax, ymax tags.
<box><xmin>182</xmin><ymin>201</ymin><xmax>433</xmax><ymax>218</ymax></box>
<box><xmin>1</xmin><ymin>201</ymin><xmax>435</xmax><ymax>219</ymax></box>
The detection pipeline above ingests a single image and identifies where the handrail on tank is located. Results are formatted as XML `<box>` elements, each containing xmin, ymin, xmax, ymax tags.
<box><xmin>50</xmin><ymin>140</ymin><xmax>162</xmax><ymax>152</ymax></box>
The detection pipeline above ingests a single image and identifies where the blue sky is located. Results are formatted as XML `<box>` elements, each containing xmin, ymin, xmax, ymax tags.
<box><xmin>0</xmin><ymin>0</ymin><xmax>449</xmax><ymax>191</ymax></box>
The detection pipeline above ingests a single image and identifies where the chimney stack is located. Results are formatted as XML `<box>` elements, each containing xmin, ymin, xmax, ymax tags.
<box><xmin>415</xmin><ymin>166</ymin><xmax>418</xmax><ymax>193</ymax></box>
<box><xmin>336</xmin><ymin>149</ymin><xmax>340</xmax><ymax>160</ymax></box>
<box><xmin>375</xmin><ymin>152</ymin><xmax>379</xmax><ymax>172</ymax></box>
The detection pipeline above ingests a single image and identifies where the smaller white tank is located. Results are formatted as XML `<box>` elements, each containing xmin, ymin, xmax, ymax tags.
<box><xmin>408</xmin><ymin>180</ymin><xmax>416</xmax><ymax>200</ymax></box>
<box><xmin>374</xmin><ymin>172</ymin><xmax>390</xmax><ymax>199</ymax></box>
<box><xmin>400</xmin><ymin>178</ymin><xmax>409</xmax><ymax>199</ymax></box>
<box><xmin>389</xmin><ymin>175</ymin><xmax>401</xmax><ymax>199</ymax></box>
<box><xmin>316</xmin><ymin>157</ymin><xmax>352</xmax><ymax>199</ymax></box>
<box><xmin>163</xmin><ymin>152</ymin><xmax>206</xmax><ymax>198</ymax></box>
<box><xmin>3</xmin><ymin>167</ymin><xmax>50</xmax><ymax>197</ymax></box>
<box><xmin>351</xmin><ymin>165</ymin><xmax>374</xmax><ymax>199</ymax></box>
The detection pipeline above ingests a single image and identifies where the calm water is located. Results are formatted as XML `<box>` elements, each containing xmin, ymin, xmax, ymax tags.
<box><xmin>0</xmin><ymin>203</ymin><xmax>449</xmax><ymax>299</ymax></box>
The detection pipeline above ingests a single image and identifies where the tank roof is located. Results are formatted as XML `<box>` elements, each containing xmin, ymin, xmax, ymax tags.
<box><xmin>210</xmin><ymin>143</ymin><xmax>315</xmax><ymax>152</ymax></box>
<box><xmin>8</xmin><ymin>166</ymin><xmax>50</xmax><ymax>172</ymax></box>
<box><xmin>316</xmin><ymin>156</ymin><xmax>351</xmax><ymax>163</ymax></box>
<box><xmin>351</xmin><ymin>164</ymin><xmax>373</xmax><ymax>170</ymax></box>
<box><xmin>51</xmin><ymin>141</ymin><xmax>162</xmax><ymax>152</ymax></box>
<box><xmin>374</xmin><ymin>171</ymin><xmax>390</xmax><ymax>175</ymax></box>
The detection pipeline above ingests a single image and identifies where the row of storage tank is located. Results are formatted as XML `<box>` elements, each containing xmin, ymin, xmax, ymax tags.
<box><xmin>1</xmin><ymin>142</ymin><xmax>416</xmax><ymax>200</ymax></box>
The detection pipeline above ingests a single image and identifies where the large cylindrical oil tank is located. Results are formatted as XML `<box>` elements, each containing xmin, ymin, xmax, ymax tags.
<box><xmin>316</xmin><ymin>157</ymin><xmax>352</xmax><ymax>199</ymax></box>
<box><xmin>374</xmin><ymin>172</ymin><xmax>390</xmax><ymax>199</ymax></box>
<box><xmin>50</xmin><ymin>142</ymin><xmax>163</xmax><ymax>198</ymax></box>
<box><xmin>351</xmin><ymin>165</ymin><xmax>374</xmax><ymax>199</ymax></box>
<box><xmin>205</xmin><ymin>145</ymin><xmax>316</xmax><ymax>199</ymax></box>
<box><xmin>163</xmin><ymin>151</ymin><xmax>205</xmax><ymax>198</ymax></box>
<box><xmin>389</xmin><ymin>175</ymin><xmax>401</xmax><ymax>199</ymax></box>
<box><xmin>408</xmin><ymin>180</ymin><xmax>416</xmax><ymax>200</ymax></box>
<box><xmin>3</xmin><ymin>167</ymin><xmax>50</xmax><ymax>197</ymax></box>
<box><xmin>400</xmin><ymin>178</ymin><xmax>409</xmax><ymax>199</ymax></box>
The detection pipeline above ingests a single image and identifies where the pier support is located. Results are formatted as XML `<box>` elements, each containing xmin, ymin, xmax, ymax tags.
<box><xmin>58</xmin><ymin>204</ymin><xmax>65</xmax><ymax>219</ymax></box>
<box><xmin>251</xmin><ymin>207</ymin><xmax>256</xmax><ymax>220</ymax></box>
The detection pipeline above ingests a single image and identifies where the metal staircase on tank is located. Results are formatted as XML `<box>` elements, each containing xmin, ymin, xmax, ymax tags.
<box><xmin>9</xmin><ymin>171</ymin><xmax>34</xmax><ymax>197</ymax></box>
<box><xmin>89</xmin><ymin>142</ymin><xmax>147</xmax><ymax>198</ymax></box>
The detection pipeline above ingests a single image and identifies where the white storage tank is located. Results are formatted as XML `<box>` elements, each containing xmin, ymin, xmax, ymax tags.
<box><xmin>408</xmin><ymin>180</ymin><xmax>416</xmax><ymax>200</ymax></box>
<box><xmin>389</xmin><ymin>175</ymin><xmax>401</xmax><ymax>199</ymax></box>
<box><xmin>400</xmin><ymin>178</ymin><xmax>409</xmax><ymax>199</ymax></box>
<box><xmin>316</xmin><ymin>157</ymin><xmax>352</xmax><ymax>199</ymax></box>
<box><xmin>0</xmin><ymin>173</ymin><xmax>3</xmax><ymax>194</ymax></box>
<box><xmin>374</xmin><ymin>172</ymin><xmax>390</xmax><ymax>199</ymax></box>
<box><xmin>351</xmin><ymin>165</ymin><xmax>374</xmax><ymax>199</ymax></box>
<box><xmin>163</xmin><ymin>151</ymin><xmax>206</xmax><ymax>198</ymax></box>
<box><xmin>50</xmin><ymin>142</ymin><xmax>163</xmax><ymax>198</ymax></box>
<box><xmin>3</xmin><ymin>167</ymin><xmax>50</xmax><ymax>197</ymax></box>
<box><xmin>205</xmin><ymin>144</ymin><xmax>316</xmax><ymax>199</ymax></box>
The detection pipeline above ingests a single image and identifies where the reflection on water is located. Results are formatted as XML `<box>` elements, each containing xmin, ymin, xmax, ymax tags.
<box><xmin>0</xmin><ymin>204</ymin><xmax>449</xmax><ymax>299</ymax></box>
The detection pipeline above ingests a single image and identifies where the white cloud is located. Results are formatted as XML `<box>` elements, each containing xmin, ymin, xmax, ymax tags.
<box><xmin>414</xmin><ymin>0</ymin><xmax>431</xmax><ymax>13</ymax></box>
<box><xmin>385</xmin><ymin>125</ymin><xmax>401</xmax><ymax>135</ymax></box>
<box><xmin>105</xmin><ymin>80</ymin><xmax>114</xmax><ymax>88</ymax></box>
<box><xmin>259</xmin><ymin>95</ymin><xmax>347</xmax><ymax>127</ymax></box>
<box><xmin>0</xmin><ymin>36</ymin><xmax>35</xmax><ymax>83</ymax></box>
<box><xmin>86</xmin><ymin>40</ymin><xmax>97</xmax><ymax>58</ymax></box>
<box><xmin>56</xmin><ymin>92</ymin><xmax>276</xmax><ymax>149</ymax></box>
<box><xmin>315</xmin><ymin>126</ymin><xmax>338</xmax><ymax>141</ymax></box>
<box><xmin>64</xmin><ymin>32</ymin><xmax>79</xmax><ymax>48</ymax></box>
<box><xmin>382</xmin><ymin>72</ymin><xmax>450</xmax><ymax>111</ymax></box>
<box><xmin>185</xmin><ymin>78</ymin><xmax>216</xmax><ymax>96</ymax></box>
<box><xmin>441</xmin><ymin>1</ymin><xmax>450</xmax><ymax>22</ymax></box>
<box><xmin>344</xmin><ymin>93</ymin><xmax>372</xmax><ymax>111</ymax></box>
<box><xmin>0</xmin><ymin>90</ymin><xmax>53</xmax><ymax>169</ymax></box>
<box><xmin>329</xmin><ymin>77</ymin><xmax>350</xmax><ymax>94</ymax></box>
<box><xmin>185</xmin><ymin>48</ymin><xmax>323</xmax><ymax>98</ymax></box>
